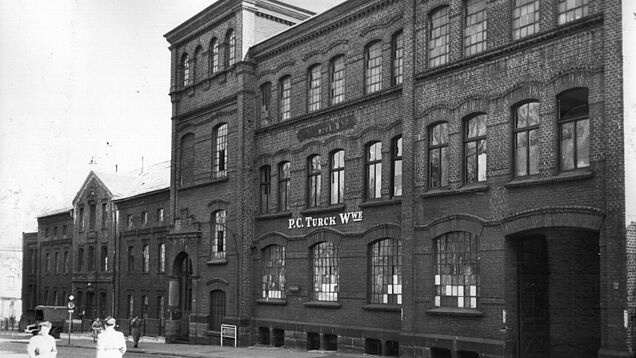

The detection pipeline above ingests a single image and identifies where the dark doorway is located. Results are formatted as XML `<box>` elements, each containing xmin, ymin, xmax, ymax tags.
<box><xmin>518</xmin><ymin>236</ymin><xmax>549</xmax><ymax>358</ymax></box>
<box><xmin>174</xmin><ymin>252</ymin><xmax>193</xmax><ymax>340</ymax></box>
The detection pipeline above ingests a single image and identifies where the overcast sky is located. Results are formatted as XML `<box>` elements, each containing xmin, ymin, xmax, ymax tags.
<box><xmin>0</xmin><ymin>1</ymin><xmax>635</xmax><ymax>250</ymax></box>
<box><xmin>0</xmin><ymin>0</ymin><xmax>344</xmax><ymax>249</ymax></box>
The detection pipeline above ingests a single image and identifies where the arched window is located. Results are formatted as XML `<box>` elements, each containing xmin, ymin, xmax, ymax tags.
<box><xmin>366</xmin><ymin>142</ymin><xmax>382</xmax><ymax>199</ymax></box>
<box><xmin>307</xmin><ymin>155</ymin><xmax>321</xmax><ymax>207</ymax></box>
<box><xmin>464</xmin><ymin>114</ymin><xmax>487</xmax><ymax>183</ymax></box>
<box><xmin>312</xmin><ymin>242</ymin><xmax>339</xmax><ymax>301</ymax></box>
<box><xmin>180</xmin><ymin>53</ymin><xmax>190</xmax><ymax>87</ymax></box>
<box><xmin>365</xmin><ymin>41</ymin><xmax>382</xmax><ymax>94</ymax></box>
<box><xmin>330</xmin><ymin>55</ymin><xmax>345</xmax><ymax>105</ymax></box>
<box><xmin>514</xmin><ymin>101</ymin><xmax>540</xmax><ymax>176</ymax></box>
<box><xmin>210</xmin><ymin>38</ymin><xmax>219</xmax><ymax>73</ymax></box>
<box><xmin>213</xmin><ymin>124</ymin><xmax>228</xmax><ymax>179</ymax></box>
<box><xmin>558</xmin><ymin>88</ymin><xmax>589</xmax><ymax>170</ymax></box>
<box><xmin>330</xmin><ymin>150</ymin><xmax>345</xmax><ymax>204</ymax></box>
<box><xmin>464</xmin><ymin>0</ymin><xmax>487</xmax><ymax>57</ymax></box>
<box><xmin>193</xmin><ymin>46</ymin><xmax>203</xmax><ymax>82</ymax></box>
<box><xmin>308</xmin><ymin>65</ymin><xmax>321</xmax><ymax>112</ymax></box>
<box><xmin>260</xmin><ymin>166</ymin><xmax>271</xmax><ymax>213</ymax></box>
<box><xmin>261</xmin><ymin>245</ymin><xmax>286</xmax><ymax>300</ymax></box>
<box><xmin>279</xmin><ymin>76</ymin><xmax>291</xmax><ymax>121</ymax></box>
<box><xmin>369</xmin><ymin>239</ymin><xmax>402</xmax><ymax>304</ymax></box>
<box><xmin>179</xmin><ymin>133</ymin><xmax>195</xmax><ymax>187</ymax></box>
<box><xmin>211</xmin><ymin>210</ymin><xmax>226</xmax><ymax>259</ymax></box>
<box><xmin>429</xmin><ymin>6</ymin><xmax>449</xmax><ymax>67</ymax></box>
<box><xmin>225</xmin><ymin>29</ymin><xmax>236</xmax><ymax>67</ymax></box>
<box><xmin>278</xmin><ymin>162</ymin><xmax>291</xmax><ymax>211</ymax></box>
<box><xmin>434</xmin><ymin>232</ymin><xmax>478</xmax><ymax>308</ymax></box>
<box><xmin>392</xmin><ymin>31</ymin><xmax>403</xmax><ymax>85</ymax></box>
<box><xmin>429</xmin><ymin>123</ymin><xmax>449</xmax><ymax>188</ymax></box>
<box><xmin>208</xmin><ymin>290</ymin><xmax>226</xmax><ymax>330</ymax></box>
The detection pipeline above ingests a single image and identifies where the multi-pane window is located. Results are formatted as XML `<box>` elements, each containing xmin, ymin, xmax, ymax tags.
<box><xmin>225</xmin><ymin>29</ymin><xmax>236</xmax><ymax>66</ymax></box>
<box><xmin>312</xmin><ymin>242</ymin><xmax>339</xmax><ymax>301</ymax></box>
<box><xmin>157</xmin><ymin>208</ymin><xmax>164</xmax><ymax>222</ymax></box>
<box><xmin>210</xmin><ymin>38</ymin><xmax>219</xmax><ymax>73</ymax></box>
<box><xmin>558</xmin><ymin>88</ymin><xmax>590</xmax><ymax>170</ymax></box>
<box><xmin>370</xmin><ymin>239</ymin><xmax>402</xmax><ymax>304</ymax></box>
<box><xmin>464</xmin><ymin>114</ymin><xmax>487</xmax><ymax>183</ymax></box>
<box><xmin>209</xmin><ymin>290</ymin><xmax>226</xmax><ymax>330</ymax></box>
<box><xmin>260</xmin><ymin>82</ymin><xmax>272</xmax><ymax>125</ymax></box>
<box><xmin>514</xmin><ymin>102</ymin><xmax>540</xmax><ymax>176</ymax></box>
<box><xmin>435</xmin><ymin>232</ymin><xmax>478</xmax><ymax>308</ymax></box>
<box><xmin>330</xmin><ymin>150</ymin><xmax>345</xmax><ymax>204</ymax></box>
<box><xmin>181</xmin><ymin>53</ymin><xmax>190</xmax><ymax>87</ymax></box>
<box><xmin>180</xmin><ymin>133</ymin><xmax>195</xmax><ymax>187</ymax></box>
<box><xmin>307</xmin><ymin>155</ymin><xmax>321</xmax><ymax>208</ymax></box>
<box><xmin>101</xmin><ymin>246</ymin><xmax>108</xmax><ymax>271</ymax></box>
<box><xmin>392</xmin><ymin>31</ymin><xmax>403</xmax><ymax>85</ymax></box>
<box><xmin>429</xmin><ymin>123</ymin><xmax>449</xmax><ymax>188</ymax></box>
<box><xmin>158</xmin><ymin>243</ymin><xmax>166</xmax><ymax>273</ymax></box>
<box><xmin>279</xmin><ymin>76</ymin><xmax>291</xmax><ymax>121</ymax></box>
<box><xmin>261</xmin><ymin>245</ymin><xmax>286</xmax><ymax>300</ymax></box>
<box><xmin>212</xmin><ymin>211</ymin><xmax>226</xmax><ymax>259</ymax></box>
<box><xmin>77</xmin><ymin>248</ymin><xmax>84</xmax><ymax>272</ymax></box>
<box><xmin>142</xmin><ymin>245</ymin><xmax>149</xmax><ymax>273</ymax></box>
<box><xmin>278</xmin><ymin>162</ymin><xmax>291</xmax><ymax>211</ymax></box>
<box><xmin>558</xmin><ymin>0</ymin><xmax>589</xmax><ymax>25</ymax></box>
<box><xmin>392</xmin><ymin>136</ymin><xmax>403</xmax><ymax>197</ymax></box>
<box><xmin>429</xmin><ymin>6</ymin><xmax>450</xmax><ymax>67</ymax></box>
<box><xmin>260</xmin><ymin>166</ymin><xmax>271</xmax><ymax>213</ymax></box>
<box><xmin>513</xmin><ymin>0</ymin><xmax>540</xmax><ymax>40</ymax></box>
<box><xmin>308</xmin><ymin>65</ymin><xmax>321</xmax><ymax>112</ymax></box>
<box><xmin>366</xmin><ymin>142</ymin><xmax>382</xmax><ymax>200</ymax></box>
<box><xmin>128</xmin><ymin>246</ymin><xmax>134</xmax><ymax>272</ymax></box>
<box><xmin>330</xmin><ymin>56</ymin><xmax>345</xmax><ymax>105</ymax></box>
<box><xmin>214</xmin><ymin>124</ymin><xmax>228</xmax><ymax>178</ymax></box>
<box><xmin>464</xmin><ymin>0</ymin><xmax>487</xmax><ymax>57</ymax></box>
<box><xmin>365</xmin><ymin>41</ymin><xmax>382</xmax><ymax>94</ymax></box>
<box><xmin>142</xmin><ymin>211</ymin><xmax>148</xmax><ymax>225</ymax></box>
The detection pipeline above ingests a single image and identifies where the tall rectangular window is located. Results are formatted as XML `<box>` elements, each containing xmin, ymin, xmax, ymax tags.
<box><xmin>260</xmin><ymin>82</ymin><xmax>272</xmax><ymax>125</ymax></box>
<box><xmin>63</xmin><ymin>251</ymin><xmax>69</xmax><ymax>273</ymax></box>
<box><xmin>142</xmin><ymin>295</ymin><xmax>149</xmax><ymax>318</ymax></box>
<box><xmin>77</xmin><ymin>248</ymin><xmax>84</xmax><ymax>272</ymax></box>
<box><xmin>142</xmin><ymin>245</ymin><xmax>150</xmax><ymax>273</ymax></box>
<box><xmin>464</xmin><ymin>0</ymin><xmax>487</xmax><ymax>57</ymax></box>
<box><xmin>45</xmin><ymin>253</ymin><xmax>50</xmax><ymax>273</ymax></box>
<box><xmin>45</xmin><ymin>228</ymin><xmax>49</xmax><ymax>239</ymax></box>
<box><xmin>370</xmin><ymin>239</ymin><xmax>402</xmax><ymax>304</ymax></box>
<box><xmin>158</xmin><ymin>296</ymin><xmax>165</xmax><ymax>319</ymax></box>
<box><xmin>279</xmin><ymin>76</ymin><xmax>291</xmax><ymax>121</ymax></box>
<box><xmin>559</xmin><ymin>88</ymin><xmax>589</xmax><ymax>170</ymax></box>
<box><xmin>54</xmin><ymin>252</ymin><xmax>59</xmax><ymax>273</ymax></box>
<box><xmin>366</xmin><ymin>142</ymin><xmax>382</xmax><ymax>199</ymax></box>
<box><xmin>260</xmin><ymin>166</ymin><xmax>271</xmax><ymax>213</ymax></box>
<box><xmin>127</xmin><ymin>214</ymin><xmax>133</xmax><ymax>229</ymax></box>
<box><xmin>464</xmin><ymin>114</ymin><xmax>487</xmax><ymax>183</ymax></box>
<box><xmin>365</xmin><ymin>41</ymin><xmax>382</xmax><ymax>94</ymax></box>
<box><xmin>278</xmin><ymin>162</ymin><xmax>291</xmax><ymax>211</ymax></box>
<box><xmin>225</xmin><ymin>30</ymin><xmax>236</xmax><ymax>66</ymax></box>
<box><xmin>157</xmin><ymin>208</ymin><xmax>165</xmax><ymax>222</ymax></box>
<box><xmin>429</xmin><ymin>123</ymin><xmax>449</xmax><ymax>188</ymax></box>
<box><xmin>434</xmin><ymin>232</ymin><xmax>478</xmax><ymax>308</ymax></box>
<box><xmin>181</xmin><ymin>54</ymin><xmax>190</xmax><ymax>88</ymax></box>
<box><xmin>515</xmin><ymin>102</ymin><xmax>540</xmax><ymax>176</ymax></box>
<box><xmin>214</xmin><ymin>124</ymin><xmax>228</xmax><ymax>178</ymax></box>
<box><xmin>392</xmin><ymin>137</ymin><xmax>403</xmax><ymax>197</ymax></box>
<box><xmin>158</xmin><ymin>243</ymin><xmax>166</xmax><ymax>273</ymax></box>
<box><xmin>513</xmin><ymin>0</ymin><xmax>540</xmax><ymax>40</ymax></box>
<box><xmin>392</xmin><ymin>31</ymin><xmax>403</xmax><ymax>85</ymax></box>
<box><xmin>212</xmin><ymin>211</ymin><xmax>226</xmax><ymax>259</ymax></box>
<box><xmin>308</xmin><ymin>65</ymin><xmax>321</xmax><ymax>112</ymax></box>
<box><xmin>88</xmin><ymin>246</ymin><xmax>96</xmax><ymax>272</ymax></box>
<box><xmin>53</xmin><ymin>227</ymin><xmax>58</xmax><ymax>238</ymax></box>
<box><xmin>79</xmin><ymin>206</ymin><xmax>85</xmax><ymax>231</ymax></box>
<box><xmin>101</xmin><ymin>245</ymin><xmax>108</xmax><ymax>271</ymax></box>
<box><xmin>62</xmin><ymin>225</ymin><xmax>67</xmax><ymax>237</ymax></box>
<box><xmin>330</xmin><ymin>150</ymin><xmax>345</xmax><ymax>204</ymax></box>
<box><xmin>558</xmin><ymin>0</ymin><xmax>588</xmax><ymax>25</ymax></box>
<box><xmin>429</xmin><ymin>7</ymin><xmax>449</xmax><ymax>67</ymax></box>
<box><xmin>128</xmin><ymin>246</ymin><xmax>134</xmax><ymax>272</ymax></box>
<box><xmin>262</xmin><ymin>245</ymin><xmax>286</xmax><ymax>300</ymax></box>
<box><xmin>128</xmin><ymin>295</ymin><xmax>134</xmax><ymax>318</ymax></box>
<box><xmin>211</xmin><ymin>38</ymin><xmax>219</xmax><ymax>73</ymax></box>
<box><xmin>312</xmin><ymin>242</ymin><xmax>339</xmax><ymax>301</ymax></box>
<box><xmin>142</xmin><ymin>211</ymin><xmax>148</xmax><ymax>225</ymax></box>
<box><xmin>209</xmin><ymin>290</ymin><xmax>226</xmax><ymax>331</ymax></box>
<box><xmin>307</xmin><ymin>155</ymin><xmax>321</xmax><ymax>208</ymax></box>
<box><xmin>101</xmin><ymin>203</ymin><xmax>107</xmax><ymax>229</ymax></box>
<box><xmin>330</xmin><ymin>56</ymin><xmax>345</xmax><ymax>105</ymax></box>
<box><xmin>89</xmin><ymin>203</ymin><xmax>96</xmax><ymax>230</ymax></box>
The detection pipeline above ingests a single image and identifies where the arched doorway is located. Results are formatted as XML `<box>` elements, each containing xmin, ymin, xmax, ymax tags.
<box><xmin>173</xmin><ymin>252</ymin><xmax>193</xmax><ymax>340</ymax></box>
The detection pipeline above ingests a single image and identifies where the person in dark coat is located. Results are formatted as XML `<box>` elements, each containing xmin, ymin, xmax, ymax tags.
<box><xmin>130</xmin><ymin>315</ymin><xmax>142</xmax><ymax>348</ymax></box>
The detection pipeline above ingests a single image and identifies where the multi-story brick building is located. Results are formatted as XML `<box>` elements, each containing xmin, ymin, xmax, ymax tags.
<box><xmin>165</xmin><ymin>0</ymin><xmax>630</xmax><ymax>357</ymax></box>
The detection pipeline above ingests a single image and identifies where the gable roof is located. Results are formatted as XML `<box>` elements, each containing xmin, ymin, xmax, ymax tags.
<box><xmin>121</xmin><ymin>160</ymin><xmax>171</xmax><ymax>199</ymax></box>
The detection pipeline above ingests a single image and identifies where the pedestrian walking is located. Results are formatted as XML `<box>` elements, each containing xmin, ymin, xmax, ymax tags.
<box><xmin>96</xmin><ymin>316</ymin><xmax>126</xmax><ymax>358</ymax></box>
<box><xmin>130</xmin><ymin>315</ymin><xmax>142</xmax><ymax>348</ymax></box>
<box><xmin>27</xmin><ymin>321</ymin><xmax>57</xmax><ymax>358</ymax></box>
<box><xmin>91</xmin><ymin>317</ymin><xmax>103</xmax><ymax>342</ymax></box>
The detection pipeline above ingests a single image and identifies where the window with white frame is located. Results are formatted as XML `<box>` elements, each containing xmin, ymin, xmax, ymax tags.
<box><xmin>392</xmin><ymin>31</ymin><xmax>403</xmax><ymax>85</ymax></box>
<box><xmin>260</xmin><ymin>166</ymin><xmax>271</xmax><ymax>213</ymax></box>
<box><xmin>279</xmin><ymin>76</ymin><xmax>291</xmax><ymax>121</ymax></box>
<box><xmin>181</xmin><ymin>53</ymin><xmax>190</xmax><ymax>87</ymax></box>
<box><xmin>210</xmin><ymin>38</ymin><xmax>219</xmax><ymax>73</ymax></box>
<box><xmin>429</xmin><ymin>123</ymin><xmax>449</xmax><ymax>188</ymax></box>
<box><xmin>212</xmin><ymin>210</ymin><xmax>226</xmax><ymax>259</ymax></box>
<box><xmin>158</xmin><ymin>243</ymin><xmax>166</xmax><ymax>273</ymax></box>
<box><xmin>365</xmin><ymin>41</ymin><xmax>382</xmax><ymax>94</ymax></box>
<box><xmin>312</xmin><ymin>242</ymin><xmax>339</xmax><ymax>301</ymax></box>
<box><xmin>261</xmin><ymin>245</ymin><xmax>286</xmax><ymax>300</ymax></box>
<box><xmin>225</xmin><ymin>29</ymin><xmax>235</xmax><ymax>66</ymax></box>
<box><xmin>558</xmin><ymin>88</ymin><xmax>589</xmax><ymax>170</ymax></box>
<box><xmin>434</xmin><ymin>232</ymin><xmax>478</xmax><ymax>308</ymax></box>
<box><xmin>278</xmin><ymin>162</ymin><xmax>291</xmax><ymax>211</ymax></box>
<box><xmin>330</xmin><ymin>56</ymin><xmax>345</xmax><ymax>105</ymax></box>
<box><xmin>308</xmin><ymin>65</ymin><xmax>321</xmax><ymax>112</ymax></box>
<box><xmin>260</xmin><ymin>82</ymin><xmax>272</xmax><ymax>125</ymax></box>
<box><xmin>392</xmin><ymin>136</ymin><xmax>402</xmax><ymax>197</ymax></box>
<box><xmin>142</xmin><ymin>245</ymin><xmax>149</xmax><ymax>273</ymax></box>
<box><xmin>213</xmin><ymin>124</ymin><xmax>228</xmax><ymax>178</ymax></box>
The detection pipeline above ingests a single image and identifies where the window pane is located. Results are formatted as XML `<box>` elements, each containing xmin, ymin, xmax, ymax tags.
<box><xmin>576</xmin><ymin>119</ymin><xmax>590</xmax><ymax>167</ymax></box>
<box><xmin>308</xmin><ymin>66</ymin><xmax>321</xmax><ymax>112</ymax></box>
<box><xmin>214</xmin><ymin>124</ymin><xmax>227</xmax><ymax>178</ymax></box>
<box><xmin>429</xmin><ymin>7</ymin><xmax>449</xmax><ymax>67</ymax></box>
<box><xmin>513</xmin><ymin>0</ymin><xmax>540</xmax><ymax>39</ymax></box>
<box><xmin>370</xmin><ymin>239</ymin><xmax>402</xmax><ymax>304</ymax></box>
<box><xmin>516</xmin><ymin>132</ymin><xmax>528</xmax><ymax>176</ymax></box>
<box><xmin>434</xmin><ymin>232</ymin><xmax>478</xmax><ymax>308</ymax></box>
<box><xmin>313</xmin><ymin>242</ymin><xmax>338</xmax><ymax>301</ymax></box>
<box><xmin>392</xmin><ymin>32</ymin><xmax>403</xmax><ymax>85</ymax></box>
<box><xmin>262</xmin><ymin>245</ymin><xmax>286</xmax><ymax>300</ymax></box>
<box><xmin>279</xmin><ymin>77</ymin><xmax>291</xmax><ymax>121</ymax></box>
<box><xmin>365</xmin><ymin>42</ymin><xmax>382</xmax><ymax>93</ymax></box>
<box><xmin>557</xmin><ymin>0</ymin><xmax>589</xmax><ymax>25</ymax></box>
<box><xmin>464</xmin><ymin>0</ymin><xmax>487</xmax><ymax>56</ymax></box>
<box><xmin>331</xmin><ymin>56</ymin><xmax>345</xmax><ymax>104</ymax></box>
<box><xmin>529</xmin><ymin>129</ymin><xmax>539</xmax><ymax>175</ymax></box>
<box><xmin>560</xmin><ymin>122</ymin><xmax>575</xmax><ymax>170</ymax></box>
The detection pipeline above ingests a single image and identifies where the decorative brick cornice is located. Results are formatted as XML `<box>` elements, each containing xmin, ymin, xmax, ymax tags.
<box><xmin>359</xmin><ymin>14</ymin><xmax>402</xmax><ymax>38</ymax></box>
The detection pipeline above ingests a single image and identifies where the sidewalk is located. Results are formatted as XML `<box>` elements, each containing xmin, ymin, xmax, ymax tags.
<box><xmin>5</xmin><ymin>331</ymin><xmax>366</xmax><ymax>358</ymax></box>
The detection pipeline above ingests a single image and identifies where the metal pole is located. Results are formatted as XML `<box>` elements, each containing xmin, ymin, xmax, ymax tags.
<box><xmin>68</xmin><ymin>311</ymin><xmax>72</xmax><ymax>345</ymax></box>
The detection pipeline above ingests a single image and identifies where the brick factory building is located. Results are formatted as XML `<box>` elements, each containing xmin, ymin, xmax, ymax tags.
<box><xmin>22</xmin><ymin>0</ymin><xmax>634</xmax><ymax>357</ymax></box>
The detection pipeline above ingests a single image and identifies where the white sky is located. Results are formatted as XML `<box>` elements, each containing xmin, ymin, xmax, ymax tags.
<box><xmin>0</xmin><ymin>1</ymin><xmax>634</xmax><ymax>250</ymax></box>
<box><xmin>0</xmin><ymin>0</ymin><xmax>344</xmax><ymax>249</ymax></box>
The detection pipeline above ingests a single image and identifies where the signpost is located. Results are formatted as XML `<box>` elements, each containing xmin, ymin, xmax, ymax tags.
<box><xmin>220</xmin><ymin>324</ymin><xmax>237</xmax><ymax>347</ymax></box>
<box><xmin>67</xmin><ymin>295</ymin><xmax>75</xmax><ymax>344</ymax></box>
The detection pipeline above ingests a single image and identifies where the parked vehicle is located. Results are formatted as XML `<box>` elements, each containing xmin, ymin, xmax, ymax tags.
<box><xmin>23</xmin><ymin>306</ymin><xmax>67</xmax><ymax>338</ymax></box>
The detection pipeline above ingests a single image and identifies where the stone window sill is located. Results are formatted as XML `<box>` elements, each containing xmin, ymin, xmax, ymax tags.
<box><xmin>421</xmin><ymin>183</ymin><xmax>489</xmax><ymax>199</ymax></box>
<box><xmin>362</xmin><ymin>304</ymin><xmax>401</xmax><ymax>312</ymax></box>
<box><xmin>359</xmin><ymin>198</ymin><xmax>401</xmax><ymax>209</ymax></box>
<box><xmin>303</xmin><ymin>301</ymin><xmax>342</xmax><ymax>309</ymax></box>
<box><xmin>206</xmin><ymin>258</ymin><xmax>228</xmax><ymax>265</ymax></box>
<box><xmin>426</xmin><ymin>307</ymin><xmax>484</xmax><ymax>317</ymax></box>
<box><xmin>505</xmin><ymin>169</ymin><xmax>593</xmax><ymax>189</ymax></box>
<box><xmin>256</xmin><ymin>298</ymin><xmax>287</xmax><ymax>306</ymax></box>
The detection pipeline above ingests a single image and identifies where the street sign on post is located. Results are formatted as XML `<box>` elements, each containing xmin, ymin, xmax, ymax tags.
<box><xmin>67</xmin><ymin>294</ymin><xmax>74</xmax><ymax>344</ymax></box>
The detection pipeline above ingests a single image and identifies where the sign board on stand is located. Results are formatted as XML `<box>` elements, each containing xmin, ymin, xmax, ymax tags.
<box><xmin>220</xmin><ymin>324</ymin><xmax>237</xmax><ymax>347</ymax></box>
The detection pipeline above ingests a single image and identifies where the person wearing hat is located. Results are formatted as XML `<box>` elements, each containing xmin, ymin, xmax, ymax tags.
<box><xmin>96</xmin><ymin>316</ymin><xmax>126</xmax><ymax>358</ymax></box>
<box><xmin>27</xmin><ymin>321</ymin><xmax>57</xmax><ymax>358</ymax></box>
<box><xmin>130</xmin><ymin>315</ymin><xmax>142</xmax><ymax>348</ymax></box>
